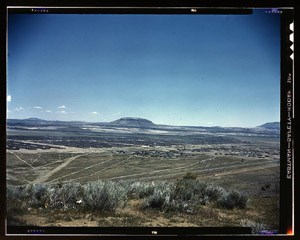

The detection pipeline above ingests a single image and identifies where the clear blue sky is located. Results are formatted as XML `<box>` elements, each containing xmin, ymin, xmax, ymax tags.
<box><xmin>7</xmin><ymin>10</ymin><xmax>280</xmax><ymax>127</ymax></box>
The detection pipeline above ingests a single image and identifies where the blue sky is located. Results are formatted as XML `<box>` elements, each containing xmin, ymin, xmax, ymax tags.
<box><xmin>7</xmin><ymin>10</ymin><xmax>280</xmax><ymax>127</ymax></box>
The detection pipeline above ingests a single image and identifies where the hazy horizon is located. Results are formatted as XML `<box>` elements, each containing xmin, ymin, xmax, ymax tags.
<box><xmin>7</xmin><ymin>10</ymin><xmax>280</xmax><ymax>128</ymax></box>
<box><xmin>7</xmin><ymin>115</ymin><xmax>280</xmax><ymax>128</ymax></box>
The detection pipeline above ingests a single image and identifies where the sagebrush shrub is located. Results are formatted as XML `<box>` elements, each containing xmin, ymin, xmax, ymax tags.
<box><xmin>218</xmin><ymin>189</ymin><xmax>248</xmax><ymax>209</ymax></box>
<box><xmin>142</xmin><ymin>183</ymin><xmax>173</xmax><ymax>211</ymax></box>
<box><xmin>48</xmin><ymin>182</ymin><xmax>83</xmax><ymax>209</ymax></box>
<box><xmin>182</xmin><ymin>172</ymin><xmax>197</xmax><ymax>180</ymax></box>
<box><xmin>123</xmin><ymin>181</ymin><xmax>156</xmax><ymax>199</ymax></box>
<box><xmin>145</xmin><ymin>190</ymin><xmax>167</xmax><ymax>210</ymax></box>
<box><xmin>7</xmin><ymin>185</ymin><xmax>26</xmax><ymax>199</ymax></box>
<box><xmin>141</xmin><ymin>179</ymin><xmax>226</xmax><ymax>213</ymax></box>
<box><xmin>204</xmin><ymin>185</ymin><xmax>225</xmax><ymax>202</ymax></box>
<box><xmin>173</xmin><ymin>179</ymin><xmax>206</xmax><ymax>201</ymax></box>
<box><xmin>82</xmin><ymin>180</ymin><xmax>127</xmax><ymax>212</ymax></box>
<box><xmin>6</xmin><ymin>179</ymin><xmax>248</xmax><ymax>214</ymax></box>
<box><xmin>15</xmin><ymin>183</ymin><xmax>50</xmax><ymax>207</ymax></box>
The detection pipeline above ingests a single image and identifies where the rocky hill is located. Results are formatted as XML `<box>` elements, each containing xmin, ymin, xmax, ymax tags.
<box><xmin>109</xmin><ymin>117</ymin><xmax>155</xmax><ymax>128</ymax></box>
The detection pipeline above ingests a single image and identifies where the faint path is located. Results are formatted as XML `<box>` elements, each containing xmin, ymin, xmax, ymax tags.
<box><xmin>32</xmin><ymin>153</ymin><xmax>87</xmax><ymax>184</ymax></box>
<box><xmin>136</xmin><ymin>159</ymin><xmax>279</xmax><ymax>181</ymax></box>
<box><xmin>109</xmin><ymin>156</ymin><xmax>216</xmax><ymax>180</ymax></box>
<box><xmin>9</xmin><ymin>151</ymin><xmax>34</xmax><ymax>169</ymax></box>
<box><xmin>31</xmin><ymin>154</ymin><xmax>41</xmax><ymax>164</ymax></box>
<box><xmin>214</xmin><ymin>163</ymin><xmax>279</xmax><ymax>177</ymax></box>
<box><xmin>49</xmin><ymin>153</ymin><xmax>114</xmax><ymax>183</ymax></box>
<box><xmin>71</xmin><ymin>156</ymin><xmax>134</xmax><ymax>181</ymax></box>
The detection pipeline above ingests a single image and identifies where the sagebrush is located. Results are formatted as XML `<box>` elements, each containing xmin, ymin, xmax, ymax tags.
<box><xmin>7</xmin><ymin>178</ymin><xmax>248</xmax><ymax>214</ymax></box>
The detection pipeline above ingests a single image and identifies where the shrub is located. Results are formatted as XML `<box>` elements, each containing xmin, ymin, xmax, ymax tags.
<box><xmin>6</xmin><ymin>185</ymin><xmax>27</xmax><ymax>214</ymax></box>
<box><xmin>204</xmin><ymin>184</ymin><xmax>225</xmax><ymax>202</ymax></box>
<box><xmin>170</xmin><ymin>180</ymin><xmax>227</xmax><ymax>209</ymax></box>
<box><xmin>9</xmin><ymin>183</ymin><xmax>50</xmax><ymax>208</ymax></box>
<box><xmin>29</xmin><ymin>183</ymin><xmax>50</xmax><ymax>207</ymax></box>
<box><xmin>7</xmin><ymin>179</ymin><xmax>249</xmax><ymax>215</ymax></box>
<box><xmin>82</xmin><ymin>180</ymin><xmax>127</xmax><ymax>212</ymax></box>
<box><xmin>123</xmin><ymin>181</ymin><xmax>156</xmax><ymax>199</ymax></box>
<box><xmin>182</xmin><ymin>172</ymin><xmax>197</xmax><ymax>180</ymax></box>
<box><xmin>261</xmin><ymin>183</ymin><xmax>271</xmax><ymax>191</ymax></box>
<box><xmin>48</xmin><ymin>182</ymin><xmax>83</xmax><ymax>209</ymax></box>
<box><xmin>7</xmin><ymin>181</ymin><xmax>128</xmax><ymax>212</ymax></box>
<box><xmin>173</xmin><ymin>179</ymin><xmax>206</xmax><ymax>201</ymax></box>
<box><xmin>142</xmin><ymin>183</ymin><xmax>173</xmax><ymax>211</ymax></box>
<box><xmin>218</xmin><ymin>189</ymin><xmax>248</xmax><ymax>209</ymax></box>
<box><xmin>7</xmin><ymin>185</ymin><xmax>26</xmax><ymax>200</ymax></box>
<box><xmin>33</xmin><ymin>184</ymin><xmax>48</xmax><ymax>201</ymax></box>
<box><xmin>144</xmin><ymin>189</ymin><xmax>168</xmax><ymax>210</ymax></box>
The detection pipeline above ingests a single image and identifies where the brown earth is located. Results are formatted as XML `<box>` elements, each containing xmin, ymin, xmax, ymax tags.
<box><xmin>10</xmin><ymin>196</ymin><xmax>279</xmax><ymax>229</ymax></box>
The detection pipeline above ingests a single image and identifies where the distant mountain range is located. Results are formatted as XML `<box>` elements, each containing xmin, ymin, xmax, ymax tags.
<box><xmin>7</xmin><ymin>117</ymin><xmax>280</xmax><ymax>131</ymax></box>
<box><xmin>7</xmin><ymin>118</ymin><xmax>85</xmax><ymax>126</ymax></box>
<box><xmin>5</xmin><ymin>117</ymin><xmax>281</xmax><ymax>140</ymax></box>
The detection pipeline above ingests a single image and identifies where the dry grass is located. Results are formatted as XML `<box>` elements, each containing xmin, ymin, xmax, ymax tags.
<box><xmin>6</xmin><ymin>177</ymin><xmax>278</xmax><ymax>232</ymax></box>
<box><xmin>6</xmin><ymin>139</ymin><xmax>279</xmax><ymax>232</ymax></box>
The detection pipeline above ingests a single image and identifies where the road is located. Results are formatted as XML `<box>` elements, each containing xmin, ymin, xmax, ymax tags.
<box><xmin>32</xmin><ymin>153</ymin><xmax>88</xmax><ymax>184</ymax></box>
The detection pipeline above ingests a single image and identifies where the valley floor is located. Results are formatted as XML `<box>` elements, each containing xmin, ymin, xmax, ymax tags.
<box><xmin>6</xmin><ymin>134</ymin><xmax>280</xmax><ymax>233</ymax></box>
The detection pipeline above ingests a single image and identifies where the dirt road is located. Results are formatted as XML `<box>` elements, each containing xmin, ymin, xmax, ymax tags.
<box><xmin>32</xmin><ymin>153</ymin><xmax>88</xmax><ymax>184</ymax></box>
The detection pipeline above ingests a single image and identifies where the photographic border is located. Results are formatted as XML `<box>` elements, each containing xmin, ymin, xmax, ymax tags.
<box><xmin>1</xmin><ymin>1</ymin><xmax>295</xmax><ymax>238</ymax></box>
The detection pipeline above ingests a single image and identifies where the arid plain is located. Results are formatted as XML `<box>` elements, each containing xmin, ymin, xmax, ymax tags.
<box><xmin>6</xmin><ymin>118</ymin><xmax>280</xmax><ymax>232</ymax></box>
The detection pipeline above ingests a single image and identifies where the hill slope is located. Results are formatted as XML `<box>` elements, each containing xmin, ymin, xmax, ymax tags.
<box><xmin>257</xmin><ymin>122</ymin><xmax>280</xmax><ymax>130</ymax></box>
<box><xmin>109</xmin><ymin>117</ymin><xmax>155</xmax><ymax>128</ymax></box>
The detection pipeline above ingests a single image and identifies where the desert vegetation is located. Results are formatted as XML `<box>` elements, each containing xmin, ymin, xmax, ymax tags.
<box><xmin>7</xmin><ymin>172</ymin><xmax>279</xmax><ymax>233</ymax></box>
<box><xmin>7</xmin><ymin>173</ymin><xmax>249</xmax><ymax>214</ymax></box>
<box><xmin>7</xmin><ymin>172</ymin><xmax>256</xmax><ymax>229</ymax></box>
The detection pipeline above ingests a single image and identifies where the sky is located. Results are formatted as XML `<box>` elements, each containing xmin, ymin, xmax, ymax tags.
<box><xmin>7</xmin><ymin>10</ymin><xmax>280</xmax><ymax>127</ymax></box>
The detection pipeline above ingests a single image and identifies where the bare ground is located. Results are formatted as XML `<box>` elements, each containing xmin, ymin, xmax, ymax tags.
<box><xmin>10</xmin><ymin>195</ymin><xmax>279</xmax><ymax>229</ymax></box>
